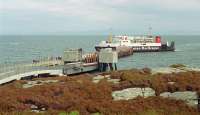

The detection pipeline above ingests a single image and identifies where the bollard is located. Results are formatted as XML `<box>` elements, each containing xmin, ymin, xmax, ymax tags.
<box><xmin>114</xmin><ymin>63</ymin><xmax>117</xmax><ymax>70</ymax></box>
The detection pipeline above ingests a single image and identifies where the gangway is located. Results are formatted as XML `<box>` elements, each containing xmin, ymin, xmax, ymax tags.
<box><xmin>0</xmin><ymin>58</ymin><xmax>63</xmax><ymax>85</ymax></box>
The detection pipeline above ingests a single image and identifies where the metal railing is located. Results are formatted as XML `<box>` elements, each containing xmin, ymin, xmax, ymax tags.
<box><xmin>0</xmin><ymin>57</ymin><xmax>63</xmax><ymax>80</ymax></box>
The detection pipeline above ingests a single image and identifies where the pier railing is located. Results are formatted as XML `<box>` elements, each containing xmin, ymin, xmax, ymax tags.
<box><xmin>0</xmin><ymin>57</ymin><xmax>63</xmax><ymax>80</ymax></box>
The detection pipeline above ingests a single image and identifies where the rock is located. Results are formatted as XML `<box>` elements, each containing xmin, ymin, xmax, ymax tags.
<box><xmin>142</xmin><ymin>68</ymin><xmax>151</xmax><ymax>74</ymax></box>
<box><xmin>160</xmin><ymin>91</ymin><xmax>198</xmax><ymax>106</ymax></box>
<box><xmin>104</xmin><ymin>75</ymin><xmax>111</xmax><ymax>78</ymax></box>
<box><xmin>43</xmin><ymin>80</ymin><xmax>58</xmax><ymax>83</ymax></box>
<box><xmin>23</xmin><ymin>84</ymin><xmax>34</xmax><ymax>88</ymax></box>
<box><xmin>92</xmin><ymin>80</ymin><xmax>100</xmax><ymax>83</ymax></box>
<box><xmin>41</xmin><ymin>108</ymin><xmax>46</xmax><ymax>111</ymax></box>
<box><xmin>152</xmin><ymin>67</ymin><xmax>200</xmax><ymax>74</ymax></box>
<box><xmin>28</xmin><ymin>81</ymin><xmax>38</xmax><ymax>85</ymax></box>
<box><xmin>112</xmin><ymin>87</ymin><xmax>155</xmax><ymax>101</ymax></box>
<box><xmin>168</xmin><ymin>82</ymin><xmax>175</xmax><ymax>85</ymax></box>
<box><xmin>152</xmin><ymin>67</ymin><xmax>186</xmax><ymax>74</ymax></box>
<box><xmin>92</xmin><ymin>74</ymin><xmax>120</xmax><ymax>84</ymax></box>
<box><xmin>23</xmin><ymin>80</ymin><xmax>59</xmax><ymax>88</ymax></box>
<box><xmin>184</xmin><ymin>67</ymin><xmax>200</xmax><ymax>72</ymax></box>
<box><xmin>31</xmin><ymin>110</ymin><xmax>40</xmax><ymax>113</ymax></box>
<box><xmin>93</xmin><ymin>75</ymin><xmax>105</xmax><ymax>80</ymax></box>
<box><xmin>107</xmin><ymin>79</ymin><xmax>120</xmax><ymax>84</ymax></box>
<box><xmin>31</xmin><ymin>105</ymin><xmax>38</xmax><ymax>109</ymax></box>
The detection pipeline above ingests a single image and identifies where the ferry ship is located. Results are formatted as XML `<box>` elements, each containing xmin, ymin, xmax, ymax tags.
<box><xmin>95</xmin><ymin>35</ymin><xmax>175</xmax><ymax>52</ymax></box>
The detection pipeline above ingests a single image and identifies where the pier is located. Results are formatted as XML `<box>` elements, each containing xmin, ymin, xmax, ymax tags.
<box><xmin>0</xmin><ymin>58</ymin><xmax>64</xmax><ymax>85</ymax></box>
<box><xmin>0</xmin><ymin>46</ymin><xmax>134</xmax><ymax>85</ymax></box>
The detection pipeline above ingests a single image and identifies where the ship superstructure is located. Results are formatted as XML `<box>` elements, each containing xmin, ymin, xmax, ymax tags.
<box><xmin>95</xmin><ymin>35</ymin><xmax>175</xmax><ymax>52</ymax></box>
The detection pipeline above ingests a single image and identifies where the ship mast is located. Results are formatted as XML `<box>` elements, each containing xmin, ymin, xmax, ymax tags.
<box><xmin>108</xmin><ymin>28</ymin><xmax>113</xmax><ymax>43</ymax></box>
<box><xmin>108</xmin><ymin>33</ymin><xmax>112</xmax><ymax>43</ymax></box>
<box><xmin>148</xmin><ymin>26</ymin><xmax>153</xmax><ymax>37</ymax></box>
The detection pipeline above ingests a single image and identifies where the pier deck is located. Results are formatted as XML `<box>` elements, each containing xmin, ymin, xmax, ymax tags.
<box><xmin>0</xmin><ymin>59</ymin><xmax>64</xmax><ymax>85</ymax></box>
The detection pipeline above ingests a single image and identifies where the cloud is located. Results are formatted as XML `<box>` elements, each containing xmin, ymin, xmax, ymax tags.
<box><xmin>1</xmin><ymin>0</ymin><xmax>199</xmax><ymax>18</ymax></box>
<box><xmin>0</xmin><ymin>0</ymin><xmax>200</xmax><ymax>35</ymax></box>
<box><xmin>2</xmin><ymin>0</ymin><xmax>199</xmax><ymax>15</ymax></box>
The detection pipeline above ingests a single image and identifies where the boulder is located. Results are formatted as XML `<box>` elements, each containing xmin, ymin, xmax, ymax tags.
<box><xmin>112</xmin><ymin>87</ymin><xmax>155</xmax><ymax>101</ymax></box>
<box><xmin>160</xmin><ymin>91</ymin><xmax>198</xmax><ymax>106</ymax></box>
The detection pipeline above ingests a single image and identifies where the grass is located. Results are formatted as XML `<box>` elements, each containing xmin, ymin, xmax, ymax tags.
<box><xmin>138</xmin><ymin>109</ymin><xmax>160</xmax><ymax>115</ymax></box>
<box><xmin>58</xmin><ymin>111</ymin><xmax>79</xmax><ymax>115</ymax></box>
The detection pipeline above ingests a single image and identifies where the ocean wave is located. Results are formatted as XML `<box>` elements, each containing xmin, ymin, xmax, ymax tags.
<box><xmin>8</xmin><ymin>42</ymin><xmax>21</xmax><ymax>46</ymax></box>
<box><xmin>174</xmin><ymin>49</ymin><xmax>182</xmax><ymax>52</ymax></box>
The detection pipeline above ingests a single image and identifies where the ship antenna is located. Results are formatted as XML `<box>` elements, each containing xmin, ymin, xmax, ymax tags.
<box><xmin>148</xmin><ymin>26</ymin><xmax>152</xmax><ymax>37</ymax></box>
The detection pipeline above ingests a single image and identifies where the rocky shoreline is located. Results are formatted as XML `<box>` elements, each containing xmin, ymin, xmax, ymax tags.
<box><xmin>0</xmin><ymin>65</ymin><xmax>200</xmax><ymax>115</ymax></box>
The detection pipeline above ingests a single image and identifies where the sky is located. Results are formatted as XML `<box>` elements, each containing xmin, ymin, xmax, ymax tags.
<box><xmin>0</xmin><ymin>0</ymin><xmax>200</xmax><ymax>35</ymax></box>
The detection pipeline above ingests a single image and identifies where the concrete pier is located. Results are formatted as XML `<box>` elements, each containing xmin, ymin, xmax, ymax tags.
<box><xmin>0</xmin><ymin>70</ymin><xmax>63</xmax><ymax>85</ymax></box>
<box><xmin>0</xmin><ymin>47</ymin><xmax>133</xmax><ymax>85</ymax></box>
<box><xmin>0</xmin><ymin>59</ymin><xmax>64</xmax><ymax>85</ymax></box>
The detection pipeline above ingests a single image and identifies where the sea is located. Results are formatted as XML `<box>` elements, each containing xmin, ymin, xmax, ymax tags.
<box><xmin>0</xmin><ymin>35</ymin><xmax>200</xmax><ymax>69</ymax></box>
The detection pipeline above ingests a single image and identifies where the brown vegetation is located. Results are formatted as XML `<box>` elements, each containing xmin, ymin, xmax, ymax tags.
<box><xmin>110</xmin><ymin>69</ymin><xmax>200</xmax><ymax>96</ymax></box>
<box><xmin>0</xmin><ymin>70</ymin><xmax>200</xmax><ymax>115</ymax></box>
